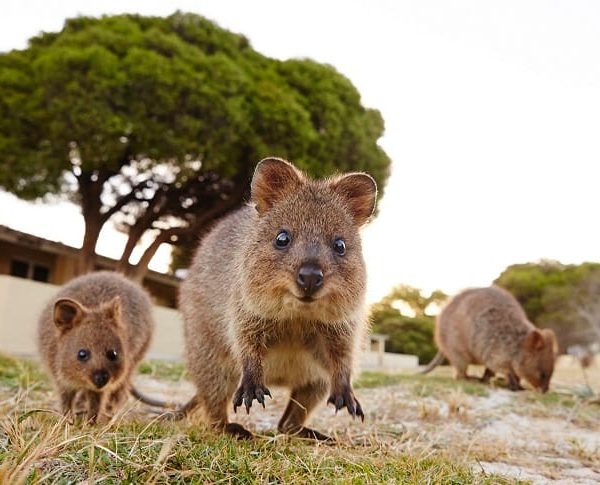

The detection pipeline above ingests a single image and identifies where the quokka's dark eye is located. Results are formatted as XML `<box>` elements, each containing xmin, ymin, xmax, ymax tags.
<box><xmin>106</xmin><ymin>350</ymin><xmax>118</xmax><ymax>362</ymax></box>
<box><xmin>333</xmin><ymin>238</ymin><xmax>346</xmax><ymax>256</ymax></box>
<box><xmin>274</xmin><ymin>230</ymin><xmax>292</xmax><ymax>249</ymax></box>
<box><xmin>540</xmin><ymin>371</ymin><xmax>547</xmax><ymax>381</ymax></box>
<box><xmin>77</xmin><ymin>349</ymin><xmax>90</xmax><ymax>362</ymax></box>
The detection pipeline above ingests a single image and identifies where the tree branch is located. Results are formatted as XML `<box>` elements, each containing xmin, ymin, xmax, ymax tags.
<box><xmin>100</xmin><ymin>178</ymin><xmax>152</xmax><ymax>224</ymax></box>
<box><xmin>128</xmin><ymin>185</ymin><xmax>246</xmax><ymax>281</ymax></box>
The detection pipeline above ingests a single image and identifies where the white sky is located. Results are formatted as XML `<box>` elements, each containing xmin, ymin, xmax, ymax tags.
<box><xmin>1</xmin><ymin>0</ymin><xmax>600</xmax><ymax>302</ymax></box>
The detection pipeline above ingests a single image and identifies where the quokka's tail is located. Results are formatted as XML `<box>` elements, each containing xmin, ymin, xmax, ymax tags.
<box><xmin>130</xmin><ymin>387</ymin><xmax>177</xmax><ymax>408</ymax></box>
<box><xmin>419</xmin><ymin>351</ymin><xmax>446</xmax><ymax>374</ymax></box>
<box><xmin>151</xmin><ymin>394</ymin><xmax>202</xmax><ymax>421</ymax></box>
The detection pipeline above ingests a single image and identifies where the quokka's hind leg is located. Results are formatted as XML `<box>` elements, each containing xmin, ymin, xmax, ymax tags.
<box><xmin>278</xmin><ymin>379</ymin><xmax>331</xmax><ymax>441</ymax></box>
<box><xmin>199</xmin><ymin>393</ymin><xmax>253</xmax><ymax>439</ymax></box>
<box><xmin>443</xmin><ymin>349</ymin><xmax>471</xmax><ymax>380</ymax></box>
<box><xmin>481</xmin><ymin>368</ymin><xmax>495</xmax><ymax>383</ymax></box>
<box><xmin>450</xmin><ymin>360</ymin><xmax>469</xmax><ymax>380</ymax></box>
<box><xmin>166</xmin><ymin>388</ymin><xmax>253</xmax><ymax>439</ymax></box>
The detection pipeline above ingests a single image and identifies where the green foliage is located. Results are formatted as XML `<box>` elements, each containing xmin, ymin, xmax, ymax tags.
<box><xmin>495</xmin><ymin>260</ymin><xmax>600</xmax><ymax>351</ymax></box>
<box><xmin>370</xmin><ymin>285</ymin><xmax>447</xmax><ymax>364</ymax></box>
<box><xmin>373</xmin><ymin>314</ymin><xmax>437</xmax><ymax>364</ymax></box>
<box><xmin>377</xmin><ymin>284</ymin><xmax>447</xmax><ymax>317</ymax></box>
<box><xmin>1</xmin><ymin>415</ymin><xmax>485</xmax><ymax>483</ymax></box>
<box><xmin>0</xmin><ymin>12</ymin><xmax>391</xmax><ymax>196</ymax></box>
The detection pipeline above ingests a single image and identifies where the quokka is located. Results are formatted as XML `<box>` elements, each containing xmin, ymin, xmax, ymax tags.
<box><xmin>38</xmin><ymin>271</ymin><xmax>168</xmax><ymax>421</ymax></box>
<box><xmin>422</xmin><ymin>286</ymin><xmax>558</xmax><ymax>392</ymax></box>
<box><xmin>178</xmin><ymin>157</ymin><xmax>377</xmax><ymax>439</ymax></box>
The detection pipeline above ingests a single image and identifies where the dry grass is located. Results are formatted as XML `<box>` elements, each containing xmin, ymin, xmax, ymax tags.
<box><xmin>2</xmin><ymin>353</ymin><xmax>599</xmax><ymax>483</ymax></box>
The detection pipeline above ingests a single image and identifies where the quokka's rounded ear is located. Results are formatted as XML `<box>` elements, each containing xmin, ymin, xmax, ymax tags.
<box><xmin>53</xmin><ymin>298</ymin><xmax>86</xmax><ymax>332</ymax></box>
<box><xmin>542</xmin><ymin>328</ymin><xmax>559</xmax><ymax>355</ymax></box>
<box><xmin>251</xmin><ymin>157</ymin><xmax>305</xmax><ymax>214</ymax></box>
<box><xmin>103</xmin><ymin>296</ymin><xmax>123</xmax><ymax>326</ymax></box>
<box><xmin>523</xmin><ymin>329</ymin><xmax>545</xmax><ymax>352</ymax></box>
<box><xmin>330</xmin><ymin>172</ymin><xmax>377</xmax><ymax>226</ymax></box>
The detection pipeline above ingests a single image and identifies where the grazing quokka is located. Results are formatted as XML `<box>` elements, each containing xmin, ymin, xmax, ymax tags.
<box><xmin>38</xmin><ymin>271</ymin><xmax>160</xmax><ymax>421</ymax></box>
<box><xmin>421</xmin><ymin>286</ymin><xmax>558</xmax><ymax>392</ymax></box>
<box><xmin>178</xmin><ymin>157</ymin><xmax>377</xmax><ymax>439</ymax></box>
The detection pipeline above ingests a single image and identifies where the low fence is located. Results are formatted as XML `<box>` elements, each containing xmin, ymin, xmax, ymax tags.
<box><xmin>0</xmin><ymin>275</ymin><xmax>417</xmax><ymax>369</ymax></box>
<box><xmin>361</xmin><ymin>350</ymin><xmax>419</xmax><ymax>371</ymax></box>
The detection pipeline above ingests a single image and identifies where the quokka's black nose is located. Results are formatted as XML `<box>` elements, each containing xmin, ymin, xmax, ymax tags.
<box><xmin>296</xmin><ymin>263</ymin><xmax>324</xmax><ymax>296</ymax></box>
<box><xmin>92</xmin><ymin>369</ymin><xmax>109</xmax><ymax>389</ymax></box>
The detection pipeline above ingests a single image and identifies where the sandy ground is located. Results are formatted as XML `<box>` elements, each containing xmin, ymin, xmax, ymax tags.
<box><xmin>134</xmin><ymin>356</ymin><xmax>600</xmax><ymax>484</ymax></box>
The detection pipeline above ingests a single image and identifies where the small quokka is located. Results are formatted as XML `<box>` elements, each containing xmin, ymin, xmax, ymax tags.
<box><xmin>38</xmin><ymin>271</ymin><xmax>163</xmax><ymax>421</ymax></box>
<box><xmin>178</xmin><ymin>157</ymin><xmax>377</xmax><ymax>439</ymax></box>
<box><xmin>421</xmin><ymin>286</ymin><xmax>558</xmax><ymax>392</ymax></box>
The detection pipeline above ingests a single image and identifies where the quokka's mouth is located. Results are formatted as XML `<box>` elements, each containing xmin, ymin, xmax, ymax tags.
<box><xmin>297</xmin><ymin>296</ymin><xmax>316</xmax><ymax>303</ymax></box>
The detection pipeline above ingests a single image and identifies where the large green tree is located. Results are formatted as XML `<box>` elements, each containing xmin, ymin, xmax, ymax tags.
<box><xmin>0</xmin><ymin>12</ymin><xmax>391</xmax><ymax>279</ymax></box>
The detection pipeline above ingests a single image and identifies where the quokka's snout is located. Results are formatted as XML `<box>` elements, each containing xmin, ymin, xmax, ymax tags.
<box><xmin>91</xmin><ymin>369</ymin><xmax>110</xmax><ymax>389</ymax></box>
<box><xmin>295</xmin><ymin>261</ymin><xmax>324</xmax><ymax>298</ymax></box>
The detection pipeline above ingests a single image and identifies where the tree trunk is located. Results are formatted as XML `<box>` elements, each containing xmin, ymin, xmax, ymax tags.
<box><xmin>127</xmin><ymin>229</ymin><xmax>174</xmax><ymax>282</ymax></box>
<box><xmin>116</xmin><ymin>224</ymin><xmax>145</xmax><ymax>274</ymax></box>
<box><xmin>116</xmin><ymin>191</ymin><xmax>165</xmax><ymax>274</ymax></box>
<box><xmin>78</xmin><ymin>218</ymin><xmax>102</xmax><ymax>274</ymax></box>
<box><xmin>128</xmin><ymin>188</ymin><xmax>246</xmax><ymax>282</ymax></box>
<box><xmin>77</xmin><ymin>171</ymin><xmax>106</xmax><ymax>275</ymax></box>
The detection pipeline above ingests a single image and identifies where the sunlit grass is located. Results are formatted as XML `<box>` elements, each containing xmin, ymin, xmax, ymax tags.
<box><xmin>0</xmin><ymin>354</ymin><xmax>521</xmax><ymax>483</ymax></box>
<box><xmin>4</xmin><ymin>355</ymin><xmax>598</xmax><ymax>483</ymax></box>
<box><xmin>0</xmin><ymin>400</ymin><xmax>495</xmax><ymax>484</ymax></box>
<box><xmin>356</xmin><ymin>371</ymin><xmax>490</xmax><ymax>397</ymax></box>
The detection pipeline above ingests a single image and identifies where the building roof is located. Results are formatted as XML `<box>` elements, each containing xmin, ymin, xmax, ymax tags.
<box><xmin>0</xmin><ymin>224</ymin><xmax>181</xmax><ymax>288</ymax></box>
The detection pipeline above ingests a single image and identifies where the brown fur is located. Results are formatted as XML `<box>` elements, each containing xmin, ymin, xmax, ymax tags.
<box><xmin>178</xmin><ymin>157</ymin><xmax>377</xmax><ymax>439</ymax></box>
<box><xmin>38</xmin><ymin>271</ymin><xmax>155</xmax><ymax>421</ymax></box>
<box><xmin>431</xmin><ymin>286</ymin><xmax>558</xmax><ymax>392</ymax></box>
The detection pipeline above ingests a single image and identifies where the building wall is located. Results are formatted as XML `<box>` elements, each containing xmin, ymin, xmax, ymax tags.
<box><xmin>0</xmin><ymin>275</ymin><xmax>183</xmax><ymax>359</ymax></box>
<box><xmin>0</xmin><ymin>275</ymin><xmax>56</xmax><ymax>355</ymax></box>
<box><xmin>0</xmin><ymin>241</ymin><xmax>9</xmax><ymax>275</ymax></box>
<box><xmin>53</xmin><ymin>254</ymin><xmax>79</xmax><ymax>284</ymax></box>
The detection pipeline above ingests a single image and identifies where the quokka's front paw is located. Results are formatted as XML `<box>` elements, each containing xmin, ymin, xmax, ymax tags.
<box><xmin>327</xmin><ymin>385</ymin><xmax>364</xmax><ymax>422</ymax></box>
<box><xmin>233</xmin><ymin>378</ymin><xmax>272</xmax><ymax>414</ymax></box>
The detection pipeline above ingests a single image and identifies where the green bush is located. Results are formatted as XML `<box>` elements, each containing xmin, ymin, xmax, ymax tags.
<box><xmin>372</xmin><ymin>314</ymin><xmax>436</xmax><ymax>364</ymax></box>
